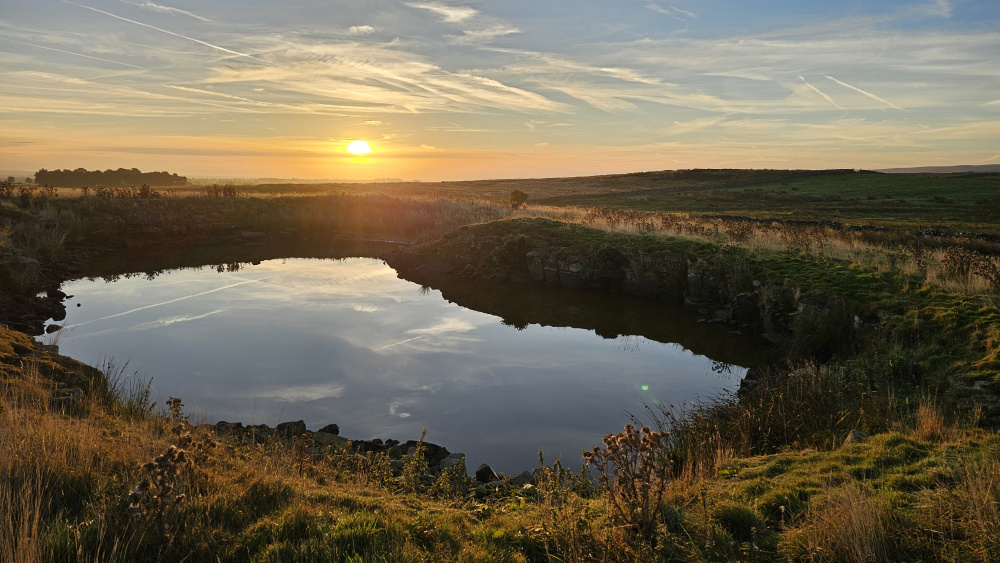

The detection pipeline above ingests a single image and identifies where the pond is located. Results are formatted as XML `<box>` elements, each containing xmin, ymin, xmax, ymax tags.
<box><xmin>52</xmin><ymin>256</ymin><xmax>764</xmax><ymax>473</ymax></box>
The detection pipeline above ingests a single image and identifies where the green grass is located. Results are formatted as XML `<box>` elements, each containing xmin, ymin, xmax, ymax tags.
<box><xmin>538</xmin><ymin>171</ymin><xmax>1000</xmax><ymax>232</ymax></box>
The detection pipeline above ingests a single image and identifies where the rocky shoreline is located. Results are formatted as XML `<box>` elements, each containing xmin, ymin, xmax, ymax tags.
<box><xmin>209</xmin><ymin>419</ymin><xmax>535</xmax><ymax>496</ymax></box>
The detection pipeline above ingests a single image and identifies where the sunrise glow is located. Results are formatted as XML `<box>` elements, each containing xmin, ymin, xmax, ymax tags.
<box><xmin>0</xmin><ymin>1</ymin><xmax>996</xmax><ymax>180</ymax></box>
<box><xmin>346</xmin><ymin>141</ymin><xmax>373</xmax><ymax>156</ymax></box>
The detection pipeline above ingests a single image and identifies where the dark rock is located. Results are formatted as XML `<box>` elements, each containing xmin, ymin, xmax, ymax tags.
<box><xmin>440</xmin><ymin>453</ymin><xmax>467</xmax><ymax>476</ymax></box>
<box><xmin>401</xmin><ymin>440</ymin><xmax>450</xmax><ymax>467</ymax></box>
<box><xmin>318</xmin><ymin>423</ymin><xmax>340</xmax><ymax>435</ymax></box>
<box><xmin>558</xmin><ymin>269</ymin><xmax>586</xmax><ymax>290</ymax></box>
<box><xmin>312</xmin><ymin>432</ymin><xmax>348</xmax><ymax>446</ymax></box>
<box><xmin>276</xmin><ymin>420</ymin><xmax>308</xmax><ymax>437</ymax></box>
<box><xmin>215</xmin><ymin>421</ymin><xmax>245</xmax><ymax>433</ymax></box>
<box><xmin>354</xmin><ymin>440</ymin><xmax>388</xmax><ymax>454</ymax></box>
<box><xmin>476</xmin><ymin>463</ymin><xmax>499</xmax><ymax>483</ymax></box>
<box><xmin>248</xmin><ymin>424</ymin><xmax>273</xmax><ymax>438</ymax></box>
<box><xmin>420</xmin><ymin>260</ymin><xmax>455</xmax><ymax>276</ymax></box>
<box><xmin>386</xmin><ymin>250</ymin><xmax>426</xmax><ymax>271</ymax></box>
<box><xmin>506</xmin><ymin>470</ymin><xmax>534</xmax><ymax>488</ymax></box>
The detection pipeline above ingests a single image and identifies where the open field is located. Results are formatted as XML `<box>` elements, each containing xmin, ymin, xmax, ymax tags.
<box><xmin>2</xmin><ymin>169</ymin><xmax>1000</xmax><ymax>561</ymax></box>
<box><xmin>537</xmin><ymin>171</ymin><xmax>1000</xmax><ymax>231</ymax></box>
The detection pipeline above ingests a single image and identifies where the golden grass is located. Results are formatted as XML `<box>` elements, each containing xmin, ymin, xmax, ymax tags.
<box><xmin>784</xmin><ymin>482</ymin><xmax>899</xmax><ymax>562</ymax></box>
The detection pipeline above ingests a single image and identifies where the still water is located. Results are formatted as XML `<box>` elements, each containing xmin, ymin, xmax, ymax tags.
<box><xmin>55</xmin><ymin>257</ymin><xmax>758</xmax><ymax>473</ymax></box>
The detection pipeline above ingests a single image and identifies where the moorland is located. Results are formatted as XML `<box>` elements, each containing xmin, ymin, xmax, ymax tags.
<box><xmin>1</xmin><ymin>168</ymin><xmax>999</xmax><ymax>561</ymax></box>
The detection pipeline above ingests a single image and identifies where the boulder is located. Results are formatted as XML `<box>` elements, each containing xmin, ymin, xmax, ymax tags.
<box><xmin>312</xmin><ymin>432</ymin><xmax>348</xmax><ymax>447</ymax></box>
<box><xmin>475</xmin><ymin>463</ymin><xmax>499</xmax><ymax>483</ymax></box>
<box><xmin>440</xmin><ymin>453</ymin><xmax>467</xmax><ymax>477</ymax></box>
<box><xmin>401</xmin><ymin>440</ymin><xmax>450</xmax><ymax>467</ymax></box>
<box><xmin>276</xmin><ymin>420</ymin><xmax>308</xmax><ymax>437</ymax></box>
<box><xmin>318</xmin><ymin>423</ymin><xmax>340</xmax><ymax>435</ymax></box>
<box><xmin>506</xmin><ymin>470</ymin><xmax>534</xmax><ymax>488</ymax></box>
<box><xmin>215</xmin><ymin>421</ymin><xmax>244</xmax><ymax>433</ymax></box>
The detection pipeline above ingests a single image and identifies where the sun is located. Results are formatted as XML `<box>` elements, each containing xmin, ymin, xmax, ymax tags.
<box><xmin>346</xmin><ymin>140</ymin><xmax>373</xmax><ymax>155</ymax></box>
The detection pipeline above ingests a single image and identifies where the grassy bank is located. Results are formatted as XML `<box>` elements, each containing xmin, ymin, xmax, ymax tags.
<box><xmin>2</xmin><ymin>343</ymin><xmax>999</xmax><ymax>561</ymax></box>
<box><xmin>2</xmin><ymin>170</ymin><xmax>1000</xmax><ymax>560</ymax></box>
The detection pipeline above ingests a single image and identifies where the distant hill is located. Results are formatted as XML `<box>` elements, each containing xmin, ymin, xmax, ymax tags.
<box><xmin>189</xmin><ymin>177</ymin><xmax>413</xmax><ymax>185</ymax></box>
<box><xmin>878</xmin><ymin>164</ymin><xmax>1000</xmax><ymax>174</ymax></box>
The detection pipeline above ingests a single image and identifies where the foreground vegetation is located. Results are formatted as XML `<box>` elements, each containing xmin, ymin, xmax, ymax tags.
<box><xmin>1</xmin><ymin>169</ymin><xmax>999</xmax><ymax>561</ymax></box>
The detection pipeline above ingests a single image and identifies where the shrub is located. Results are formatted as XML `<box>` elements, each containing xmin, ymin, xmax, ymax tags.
<box><xmin>490</xmin><ymin>233</ymin><xmax>532</xmax><ymax>269</ymax></box>
<box><xmin>509</xmin><ymin>189</ymin><xmax>529</xmax><ymax>209</ymax></box>
<box><xmin>582</xmin><ymin>424</ymin><xmax>671</xmax><ymax>540</ymax></box>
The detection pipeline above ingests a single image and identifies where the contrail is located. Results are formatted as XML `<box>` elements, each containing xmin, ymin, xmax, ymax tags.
<box><xmin>60</xmin><ymin>0</ymin><xmax>265</xmax><ymax>62</ymax></box>
<box><xmin>1</xmin><ymin>37</ymin><xmax>144</xmax><ymax>69</ymax></box>
<box><xmin>68</xmin><ymin>279</ymin><xmax>262</xmax><ymax>328</ymax></box>
<box><xmin>372</xmin><ymin>336</ymin><xmax>424</xmax><ymax>351</ymax></box>
<box><xmin>799</xmin><ymin>76</ymin><xmax>841</xmax><ymax>109</ymax></box>
<box><xmin>826</xmin><ymin>75</ymin><xmax>904</xmax><ymax>111</ymax></box>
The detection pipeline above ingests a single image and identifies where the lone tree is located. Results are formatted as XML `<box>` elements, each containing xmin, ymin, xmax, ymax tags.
<box><xmin>509</xmin><ymin>189</ymin><xmax>529</xmax><ymax>209</ymax></box>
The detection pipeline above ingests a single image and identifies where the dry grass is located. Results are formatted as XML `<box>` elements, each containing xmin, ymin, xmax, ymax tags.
<box><xmin>785</xmin><ymin>482</ymin><xmax>900</xmax><ymax>562</ymax></box>
<box><xmin>0</xmin><ymin>465</ymin><xmax>45</xmax><ymax>563</ymax></box>
<box><xmin>913</xmin><ymin>399</ymin><xmax>950</xmax><ymax>443</ymax></box>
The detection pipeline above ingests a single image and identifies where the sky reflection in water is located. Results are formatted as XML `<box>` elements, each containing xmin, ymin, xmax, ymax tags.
<box><xmin>57</xmin><ymin>258</ymin><xmax>744</xmax><ymax>472</ymax></box>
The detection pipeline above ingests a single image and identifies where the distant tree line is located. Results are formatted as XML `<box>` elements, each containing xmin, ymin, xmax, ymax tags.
<box><xmin>34</xmin><ymin>168</ymin><xmax>187</xmax><ymax>187</ymax></box>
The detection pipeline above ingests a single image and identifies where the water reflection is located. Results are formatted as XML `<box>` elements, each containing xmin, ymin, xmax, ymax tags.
<box><xmin>58</xmin><ymin>256</ymin><xmax>765</xmax><ymax>473</ymax></box>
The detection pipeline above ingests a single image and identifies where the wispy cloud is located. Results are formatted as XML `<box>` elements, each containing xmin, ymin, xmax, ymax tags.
<box><xmin>450</xmin><ymin>24</ymin><xmax>520</xmax><ymax>44</ymax></box>
<box><xmin>671</xmin><ymin>6</ymin><xmax>698</xmax><ymax>18</ymax></box>
<box><xmin>407</xmin><ymin>317</ymin><xmax>477</xmax><ymax>335</ymax></box>
<box><xmin>927</xmin><ymin>0</ymin><xmax>952</xmax><ymax>18</ymax></box>
<box><xmin>405</xmin><ymin>2</ymin><xmax>477</xmax><ymax>23</ymax></box>
<box><xmin>271</xmin><ymin>383</ymin><xmax>346</xmax><ymax>401</ymax></box>
<box><xmin>118</xmin><ymin>0</ymin><xmax>211</xmax><ymax>22</ymax></box>
<box><xmin>347</xmin><ymin>25</ymin><xmax>378</xmax><ymax>35</ymax></box>
<box><xmin>204</xmin><ymin>41</ymin><xmax>568</xmax><ymax>114</ymax></box>
<box><xmin>60</xmin><ymin>0</ymin><xmax>264</xmax><ymax>62</ymax></box>
<box><xmin>644</xmin><ymin>4</ymin><xmax>697</xmax><ymax>20</ymax></box>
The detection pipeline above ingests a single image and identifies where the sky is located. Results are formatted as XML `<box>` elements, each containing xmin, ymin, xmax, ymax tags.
<box><xmin>1</xmin><ymin>0</ymin><xmax>998</xmax><ymax>181</ymax></box>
